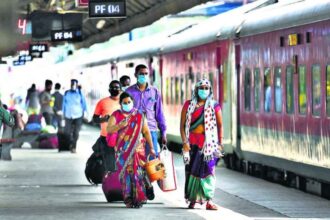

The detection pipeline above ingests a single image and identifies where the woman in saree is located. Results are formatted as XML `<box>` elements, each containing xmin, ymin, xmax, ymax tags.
<box><xmin>180</xmin><ymin>78</ymin><xmax>223</xmax><ymax>210</ymax></box>
<box><xmin>107</xmin><ymin>92</ymin><xmax>156</xmax><ymax>208</ymax></box>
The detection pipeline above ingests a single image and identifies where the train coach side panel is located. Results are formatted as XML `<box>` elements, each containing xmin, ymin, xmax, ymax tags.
<box><xmin>239</xmin><ymin>20</ymin><xmax>330</xmax><ymax>170</ymax></box>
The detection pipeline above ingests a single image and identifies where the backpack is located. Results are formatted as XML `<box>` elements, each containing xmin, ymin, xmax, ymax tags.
<box><xmin>85</xmin><ymin>152</ymin><xmax>105</xmax><ymax>185</ymax></box>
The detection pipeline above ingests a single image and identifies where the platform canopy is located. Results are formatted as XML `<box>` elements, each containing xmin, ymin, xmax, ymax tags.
<box><xmin>16</xmin><ymin>0</ymin><xmax>250</xmax><ymax>49</ymax></box>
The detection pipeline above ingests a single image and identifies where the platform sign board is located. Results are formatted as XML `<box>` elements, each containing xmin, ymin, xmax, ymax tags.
<box><xmin>51</xmin><ymin>29</ymin><xmax>83</xmax><ymax>42</ymax></box>
<box><xmin>18</xmin><ymin>55</ymin><xmax>33</xmax><ymax>62</ymax></box>
<box><xmin>13</xmin><ymin>60</ymin><xmax>25</xmax><ymax>66</ymax></box>
<box><xmin>29</xmin><ymin>44</ymin><xmax>48</xmax><ymax>53</ymax></box>
<box><xmin>76</xmin><ymin>0</ymin><xmax>89</xmax><ymax>7</ymax></box>
<box><xmin>89</xmin><ymin>0</ymin><xmax>126</xmax><ymax>18</ymax></box>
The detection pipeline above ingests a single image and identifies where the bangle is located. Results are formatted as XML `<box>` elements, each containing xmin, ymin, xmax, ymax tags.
<box><xmin>183</xmin><ymin>140</ymin><xmax>189</xmax><ymax>144</ymax></box>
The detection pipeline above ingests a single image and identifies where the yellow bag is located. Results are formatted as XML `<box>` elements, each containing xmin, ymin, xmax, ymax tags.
<box><xmin>145</xmin><ymin>155</ymin><xmax>165</xmax><ymax>182</ymax></box>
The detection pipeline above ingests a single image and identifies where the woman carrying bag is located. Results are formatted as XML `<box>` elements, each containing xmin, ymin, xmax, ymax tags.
<box><xmin>107</xmin><ymin>92</ymin><xmax>156</xmax><ymax>208</ymax></box>
<box><xmin>180</xmin><ymin>78</ymin><xmax>224</xmax><ymax>210</ymax></box>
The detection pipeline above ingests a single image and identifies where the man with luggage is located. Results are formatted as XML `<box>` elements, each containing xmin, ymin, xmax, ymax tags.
<box><xmin>92</xmin><ymin>80</ymin><xmax>121</xmax><ymax>173</ymax></box>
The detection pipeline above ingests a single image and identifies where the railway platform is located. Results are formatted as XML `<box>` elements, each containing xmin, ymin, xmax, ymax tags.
<box><xmin>1</xmin><ymin>125</ymin><xmax>330</xmax><ymax>220</ymax></box>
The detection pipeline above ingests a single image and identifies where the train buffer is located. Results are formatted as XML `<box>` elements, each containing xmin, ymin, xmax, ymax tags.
<box><xmin>1</xmin><ymin>125</ymin><xmax>330</xmax><ymax>220</ymax></box>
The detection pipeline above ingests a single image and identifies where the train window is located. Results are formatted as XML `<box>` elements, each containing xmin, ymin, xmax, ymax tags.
<box><xmin>298</xmin><ymin>66</ymin><xmax>307</xmax><ymax>114</ymax></box>
<box><xmin>312</xmin><ymin>65</ymin><xmax>321</xmax><ymax>116</ymax></box>
<box><xmin>280</xmin><ymin>37</ymin><xmax>285</xmax><ymax>47</ymax></box>
<box><xmin>306</xmin><ymin>32</ymin><xmax>311</xmax><ymax>43</ymax></box>
<box><xmin>180</xmin><ymin>76</ymin><xmax>184</xmax><ymax>105</ymax></box>
<box><xmin>185</xmin><ymin>74</ymin><xmax>190</xmax><ymax>100</ymax></box>
<box><xmin>209</xmin><ymin>72</ymin><xmax>214</xmax><ymax>98</ymax></box>
<box><xmin>264</xmin><ymin>68</ymin><xmax>271</xmax><ymax>113</ymax></box>
<box><xmin>209</xmin><ymin>72</ymin><xmax>214</xmax><ymax>89</ymax></box>
<box><xmin>244</xmin><ymin>68</ymin><xmax>251</xmax><ymax>111</ymax></box>
<box><xmin>254</xmin><ymin>68</ymin><xmax>260</xmax><ymax>112</ymax></box>
<box><xmin>166</xmin><ymin>77</ymin><xmax>170</xmax><ymax>105</ymax></box>
<box><xmin>286</xmin><ymin>66</ymin><xmax>294</xmax><ymax>114</ymax></box>
<box><xmin>274</xmin><ymin>67</ymin><xmax>282</xmax><ymax>113</ymax></box>
<box><xmin>170</xmin><ymin>77</ymin><xmax>174</xmax><ymax>105</ymax></box>
<box><xmin>175</xmin><ymin>77</ymin><xmax>179</xmax><ymax>105</ymax></box>
<box><xmin>326</xmin><ymin>65</ymin><xmax>330</xmax><ymax>116</ymax></box>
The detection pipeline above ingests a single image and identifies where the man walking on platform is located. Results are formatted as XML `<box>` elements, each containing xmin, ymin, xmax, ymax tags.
<box><xmin>39</xmin><ymin>79</ymin><xmax>54</xmax><ymax>125</ymax></box>
<box><xmin>62</xmin><ymin>79</ymin><xmax>87</xmax><ymax>153</ymax></box>
<box><xmin>52</xmin><ymin>83</ymin><xmax>63</xmax><ymax>129</ymax></box>
<box><xmin>126</xmin><ymin>64</ymin><xmax>167</xmax><ymax>158</ymax></box>
<box><xmin>92</xmin><ymin>80</ymin><xmax>121</xmax><ymax>172</ymax></box>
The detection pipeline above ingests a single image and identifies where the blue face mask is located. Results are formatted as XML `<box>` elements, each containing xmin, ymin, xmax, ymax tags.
<box><xmin>137</xmin><ymin>75</ymin><xmax>148</xmax><ymax>84</ymax></box>
<box><xmin>121</xmin><ymin>86</ymin><xmax>128</xmax><ymax>91</ymax></box>
<box><xmin>198</xmin><ymin>89</ymin><xmax>210</xmax><ymax>100</ymax></box>
<box><xmin>122</xmin><ymin>102</ymin><xmax>133</xmax><ymax>112</ymax></box>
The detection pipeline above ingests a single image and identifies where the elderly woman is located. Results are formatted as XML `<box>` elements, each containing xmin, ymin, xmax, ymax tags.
<box><xmin>107</xmin><ymin>92</ymin><xmax>155</xmax><ymax>208</ymax></box>
<box><xmin>180</xmin><ymin>78</ymin><xmax>223</xmax><ymax>210</ymax></box>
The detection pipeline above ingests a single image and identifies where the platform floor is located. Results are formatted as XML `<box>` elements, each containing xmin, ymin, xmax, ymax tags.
<box><xmin>1</xmin><ymin>125</ymin><xmax>330</xmax><ymax>220</ymax></box>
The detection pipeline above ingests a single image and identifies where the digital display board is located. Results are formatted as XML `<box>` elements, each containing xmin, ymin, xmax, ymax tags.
<box><xmin>51</xmin><ymin>29</ymin><xmax>83</xmax><ymax>42</ymax></box>
<box><xmin>89</xmin><ymin>0</ymin><xmax>126</xmax><ymax>18</ymax></box>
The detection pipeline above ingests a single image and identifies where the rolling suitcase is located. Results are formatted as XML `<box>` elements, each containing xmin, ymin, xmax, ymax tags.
<box><xmin>57</xmin><ymin>131</ymin><xmax>71</xmax><ymax>151</ymax></box>
<box><xmin>102</xmin><ymin>170</ymin><xmax>123</xmax><ymax>202</ymax></box>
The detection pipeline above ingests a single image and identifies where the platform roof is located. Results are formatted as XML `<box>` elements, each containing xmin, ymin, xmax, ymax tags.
<box><xmin>17</xmin><ymin>0</ymin><xmax>222</xmax><ymax>49</ymax></box>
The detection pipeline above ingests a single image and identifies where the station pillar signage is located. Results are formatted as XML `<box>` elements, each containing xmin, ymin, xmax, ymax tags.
<box><xmin>51</xmin><ymin>29</ymin><xmax>83</xmax><ymax>42</ymax></box>
<box><xmin>89</xmin><ymin>0</ymin><xmax>126</xmax><ymax>18</ymax></box>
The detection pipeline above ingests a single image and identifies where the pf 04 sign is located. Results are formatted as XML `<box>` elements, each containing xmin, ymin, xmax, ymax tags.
<box><xmin>89</xmin><ymin>0</ymin><xmax>126</xmax><ymax>18</ymax></box>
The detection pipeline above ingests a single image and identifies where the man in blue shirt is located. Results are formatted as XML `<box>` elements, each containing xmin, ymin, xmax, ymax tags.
<box><xmin>62</xmin><ymin>79</ymin><xmax>87</xmax><ymax>153</ymax></box>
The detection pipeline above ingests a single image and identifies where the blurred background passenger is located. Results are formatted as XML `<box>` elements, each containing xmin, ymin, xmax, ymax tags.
<box><xmin>25</xmin><ymin>83</ymin><xmax>40</xmax><ymax>115</ymax></box>
<box><xmin>62</xmin><ymin>79</ymin><xmax>88</xmax><ymax>153</ymax></box>
<box><xmin>119</xmin><ymin>75</ymin><xmax>131</xmax><ymax>91</ymax></box>
<box><xmin>39</xmin><ymin>79</ymin><xmax>54</xmax><ymax>125</ymax></box>
<box><xmin>52</xmin><ymin>83</ymin><xmax>63</xmax><ymax>129</ymax></box>
<box><xmin>0</xmin><ymin>98</ymin><xmax>16</xmax><ymax>160</ymax></box>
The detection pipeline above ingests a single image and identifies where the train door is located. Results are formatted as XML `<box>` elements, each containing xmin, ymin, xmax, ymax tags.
<box><xmin>216</xmin><ymin>47</ymin><xmax>223</xmax><ymax>108</ymax></box>
<box><xmin>235</xmin><ymin>44</ymin><xmax>242</xmax><ymax>153</ymax></box>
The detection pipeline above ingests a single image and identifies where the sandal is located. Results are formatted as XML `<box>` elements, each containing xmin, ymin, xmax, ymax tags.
<box><xmin>206</xmin><ymin>201</ymin><xmax>218</xmax><ymax>210</ymax></box>
<box><xmin>188</xmin><ymin>202</ymin><xmax>195</xmax><ymax>209</ymax></box>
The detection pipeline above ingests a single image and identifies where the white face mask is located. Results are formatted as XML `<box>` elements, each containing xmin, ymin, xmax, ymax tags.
<box><xmin>122</xmin><ymin>102</ymin><xmax>134</xmax><ymax>112</ymax></box>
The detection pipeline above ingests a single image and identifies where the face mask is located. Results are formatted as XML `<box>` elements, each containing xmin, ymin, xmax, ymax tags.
<box><xmin>198</xmin><ymin>89</ymin><xmax>210</xmax><ymax>100</ymax></box>
<box><xmin>137</xmin><ymin>75</ymin><xmax>148</xmax><ymax>84</ymax></box>
<box><xmin>110</xmin><ymin>89</ymin><xmax>120</xmax><ymax>97</ymax></box>
<box><xmin>122</xmin><ymin>102</ymin><xmax>133</xmax><ymax>112</ymax></box>
<box><xmin>121</xmin><ymin>86</ymin><xmax>128</xmax><ymax>91</ymax></box>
